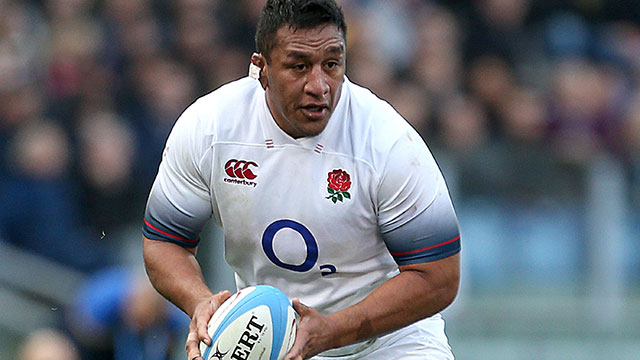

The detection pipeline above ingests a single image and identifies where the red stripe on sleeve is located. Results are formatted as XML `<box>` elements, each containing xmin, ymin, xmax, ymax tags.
<box><xmin>391</xmin><ymin>235</ymin><xmax>460</xmax><ymax>256</ymax></box>
<box><xmin>144</xmin><ymin>219</ymin><xmax>198</xmax><ymax>243</ymax></box>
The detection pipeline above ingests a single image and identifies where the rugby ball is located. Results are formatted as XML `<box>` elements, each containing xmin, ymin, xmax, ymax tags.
<box><xmin>199</xmin><ymin>285</ymin><xmax>297</xmax><ymax>360</ymax></box>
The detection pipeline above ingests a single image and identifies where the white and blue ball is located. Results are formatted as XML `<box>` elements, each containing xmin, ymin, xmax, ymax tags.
<box><xmin>200</xmin><ymin>285</ymin><xmax>297</xmax><ymax>360</ymax></box>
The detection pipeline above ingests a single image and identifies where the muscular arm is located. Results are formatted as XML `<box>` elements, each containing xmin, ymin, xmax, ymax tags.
<box><xmin>142</xmin><ymin>236</ymin><xmax>213</xmax><ymax>316</ymax></box>
<box><xmin>333</xmin><ymin>253</ymin><xmax>459</xmax><ymax>343</ymax></box>
<box><xmin>143</xmin><ymin>236</ymin><xmax>231</xmax><ymax>360</ymax></box>
<box><xmin>288</xmin><ymin>253</ymin><xmax>460</xmax><ymax>359</ymax></box>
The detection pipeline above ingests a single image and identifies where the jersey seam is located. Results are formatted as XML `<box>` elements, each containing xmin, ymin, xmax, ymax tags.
<box><xmin>211</xmin><ymin>142</ymin><xmax>378</xmax><ymax>172</ymax></box>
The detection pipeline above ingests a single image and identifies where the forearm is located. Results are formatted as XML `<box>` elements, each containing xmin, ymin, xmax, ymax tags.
<box><xmin>327</xmin><ymin>254</ymin><xmax>460</xmax><ymax>349</ymax></box>
<box><xmin>143</xmin><ymin>236</ymin><xmax>214</xmax><ymax>317</ymax></box>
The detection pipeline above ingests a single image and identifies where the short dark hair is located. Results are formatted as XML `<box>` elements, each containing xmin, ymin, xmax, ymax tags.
<box><xmin>255</xmin><ymin>0</ymin><xmax>347</xmax><ymax>62</ymax></box>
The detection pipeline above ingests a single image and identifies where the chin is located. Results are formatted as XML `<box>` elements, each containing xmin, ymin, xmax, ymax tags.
<box><xmin>299</xmin><ymin>121</ymin><xmax>329</xmax><ymax>137</ymax></box>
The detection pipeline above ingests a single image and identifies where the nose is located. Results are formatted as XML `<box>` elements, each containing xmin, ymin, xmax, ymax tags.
<box><xmin>304</xmin><ymin>65</ymin><xmax>329</xmax><ymax>97</ymax></box>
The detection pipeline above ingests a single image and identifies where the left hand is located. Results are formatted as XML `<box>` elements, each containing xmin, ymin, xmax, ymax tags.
<box><xmin>284</xmin><ymin>299</ymin><xmax>337</xmax><ymax>360</ymax></box>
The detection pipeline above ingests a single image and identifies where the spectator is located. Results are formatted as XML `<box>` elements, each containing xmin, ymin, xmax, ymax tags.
<box><xmin>546</xmin><ymin>58</ymin><xmax>624</xmax><ymax>162</ymax></box>
<box><xmin>0</xmin><ymin>120</ymin><xmax>108</xmax><ymax>272</ymax></box>
<box><xmin>463</xmin><ymin>0</ymin><xmax>533</xmax><ymax>63</ymax></box>
<box><xmin>0</xmin><ymin>83</ymin><xmax>44</xmax><ymax>175</ymax></box>
<box><xmin>68</xmin><ymin>266</ymin><xmax>189</xmax><ymax>360</ymax></box>
<box><xmin>438</xmin><ymin>94</ymin><xmax>490</xmax><ymax>153</ymax></box>
<box><xmin>43</xmin><ymin>0</ymin><xmax>104</xmax><ymax>127</ymax></box>
<box><xmin>622</xmin><ymin>91</ymin><xmax>640</xmax><ymax>204</ymax></box>
<box><xmin>435</xmin><ymin>94</ymin><xmax>506</xmax><ymax>199</ymax></box>
<box><xmin>466</xmin><ymin>54</ymin><xmax>517</xmax><ymax>137</ymax></box>
<box><xmin>125</xmin><ymin>56</ymin><xmax>200</xmax><ymax>189</ymax></box>
<box><xmin>171</xmin><ymin>0</ymin><xmax>224</xmax><ymax>89</ymax></box>
<box><xmin>75</xmin><ymin>110</ymin><xmax>142</xmax><ymax>235</ymax></box>
<box><xmin>385</xmin><ymin>79</ymin><xmax>434</xmax><ymax>137</ymax></box>
<box><xmin>412</xmin><ymin>4</ymin><xmax>463</xmax><ymax>100</ymax></box>
<box><xmin>17</xmin><ymin>328</ymin><xmax>80</xmax><ymax>360</ymax></box>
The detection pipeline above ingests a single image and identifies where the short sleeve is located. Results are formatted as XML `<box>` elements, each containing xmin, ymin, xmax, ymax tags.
<box><xmin>142</xmin><ymin>103</ymin><xmax>213</xmax><ymax>247</ymax></box>
<box><xmin>377</xmin><ymin>129</ymin><xmax>460</xmax><ymax>265</ymax></box>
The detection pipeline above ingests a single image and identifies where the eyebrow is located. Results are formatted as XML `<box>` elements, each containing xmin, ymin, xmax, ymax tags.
<box><xmin>286</xmin><ymin>45</ymin><xmax>345</xmax><ymax>60</ymax></box>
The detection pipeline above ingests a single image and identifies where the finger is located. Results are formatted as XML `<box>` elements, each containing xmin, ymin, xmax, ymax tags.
<box><xmin>197</xmin><ymin>292</ymin><xmax>230</xmax><ymax>344</ymax></box>
<box><xmin>286</xmin><ymin>333</ymin><xmax>306</xmax><ymax>358</ymax></box>
<box><xmin>284</xmin><ymin>351</ymin><xmax>304</xmax><ymax>360</ymax></box>
<box><xmin>217</xmin><ymin>290</ymin><xmax>232</xmax><ymax>303</ymax></box>
<box><xmin>283</xmin><ymin>348</ymin><xmax>302</xmax><ymax>360</ymax></box>
<box><xmin>195</xmin><ymin>298</ymin><xmax>218</xmax><ymax>346</ymax></box>
<box><xmin>196</xmin><ymin>314</ymin><xmax>211</xmax><ymax>346</ymax></box>
<box><xmin>291</xmin><ymin>298</ymin><xmax>310</xmax><ymax>315</ymax></box>
<box><xmin>284</xmin><ymin>307</ymin><xmax>308</xmax><ymax>360</ymax></box>
<box><xmin>208</xmin><ymin>291</ymin><xmax>232</xmax><ymax>315</ymax></box>
<box><xmin>185</xmin><ymin>331</ymin><xmax>203</xmax><ymax>360</ymax></box>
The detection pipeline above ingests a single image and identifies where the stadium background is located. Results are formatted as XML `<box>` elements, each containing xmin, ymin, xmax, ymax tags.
<box><xmin>1</xmin><ymin>0</ymin><xmax>639</xmax><ymax>358</ymax></box>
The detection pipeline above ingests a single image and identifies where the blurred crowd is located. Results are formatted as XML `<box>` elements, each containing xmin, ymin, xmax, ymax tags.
<box><xmin>2</xmin><ymin>0</ymin><xmax>640</xmax><ymax>359</ymax></box>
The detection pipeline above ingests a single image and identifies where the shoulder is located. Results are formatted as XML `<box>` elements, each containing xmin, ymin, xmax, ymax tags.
<box><xmin>342</xmin><ymin>79</ymin><xmax>426</xmax><ymax>164</ymax></box>
<box><xmin>196</xmin><ymin>76</ymin><xmax>261</xmax><ymax>110</ymax></box>
<box><xmin>187</xmin><ymin>77</ymin><xmax>261</xmax><ymax>126</ymax></box>
<box><xmin>346</xmin><ymin>79</ymin><xmax>418</xmax><ymax>140</ymax></box>
<box><xmin>169</xmin><ymin>77</ymin><xmax>262</xmax><ymax>146</ymax></box>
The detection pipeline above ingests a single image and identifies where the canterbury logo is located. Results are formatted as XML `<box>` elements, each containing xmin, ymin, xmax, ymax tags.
<box><xmin>225</xmin><ymin>159</ymin><xmax>258</xmax><ymax>179</ymax></box>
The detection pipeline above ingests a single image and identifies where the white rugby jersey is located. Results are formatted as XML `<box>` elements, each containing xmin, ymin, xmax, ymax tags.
<box><xmin>143</xmin><ymin>76</ymin><xmax>460</xmax><ymax>317</ymax></box>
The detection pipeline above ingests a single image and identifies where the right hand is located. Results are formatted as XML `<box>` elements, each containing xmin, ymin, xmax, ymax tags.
<box><xmin>284</xmin><ymin>298</ymin><xmax>338</xmax><ymax>360</ymax></box>
<box><xmin>186</xmin><ymin>290</ymin><xmax>232</xmax><ymax>360</ymax></box>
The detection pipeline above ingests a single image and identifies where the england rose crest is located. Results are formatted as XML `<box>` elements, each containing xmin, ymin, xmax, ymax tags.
<box><xmin>326</xmin><ymin>169</ymin><xmax>351</xmax><ymax>203</ymax></box>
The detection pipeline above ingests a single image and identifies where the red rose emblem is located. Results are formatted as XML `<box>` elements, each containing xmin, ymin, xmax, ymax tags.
<box><xmin>328</xmin><ymin>169</ymin><xmax>351</xmax><ymax>191</ymax></box>
<box><xmin>326</xmin><ymin>169</ymin><xmax>351</xmax><ymax>203</ymax></box>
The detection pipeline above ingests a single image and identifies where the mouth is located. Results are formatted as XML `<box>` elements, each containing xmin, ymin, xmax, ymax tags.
<box><xmin>300</xmin><ymin>104</ymin><xmax>329</xmax><ymax>121</ymax></box>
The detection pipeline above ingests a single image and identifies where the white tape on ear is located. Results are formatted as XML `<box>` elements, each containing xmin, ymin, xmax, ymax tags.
<box><xmin>249</xmin><ymin>63</ymin><xmax>261</xmax><ymax>79</ymax></box>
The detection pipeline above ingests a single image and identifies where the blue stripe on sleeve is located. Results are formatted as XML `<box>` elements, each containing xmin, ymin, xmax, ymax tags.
<box><xmin>390</xmin><ymin>235</ymin><xmax>460</xmax><ymax>265</ymax></box>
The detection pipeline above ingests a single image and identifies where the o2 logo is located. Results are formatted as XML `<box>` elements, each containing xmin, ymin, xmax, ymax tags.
<box><xmin>262</xmin><ymin>219</ymin><xmax>337</xmax><ymax>276</ymax></box>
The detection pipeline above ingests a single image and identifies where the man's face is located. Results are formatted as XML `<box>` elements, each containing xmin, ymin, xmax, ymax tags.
<box><xmin>260</xmin><ymin>24</ymin><xmax>346</xmax><ymax>138</ymax></box>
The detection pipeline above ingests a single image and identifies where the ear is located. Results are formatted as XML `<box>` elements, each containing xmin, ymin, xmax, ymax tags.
<box><xmin>251</xmin><ymin>53</ymin><xmax>269</xmax><ymax>90</ymax></box>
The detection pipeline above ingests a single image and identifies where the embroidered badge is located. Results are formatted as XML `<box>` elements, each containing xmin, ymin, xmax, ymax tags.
<box><xmin>223</xmin><ymin>159</ymin><xmax>259</xmax><ymax>188</ymax></box>
<box><xmin>326</xmin><ymin>169</ymin><xmax>351</xmax><ymax>203</ymax></box>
